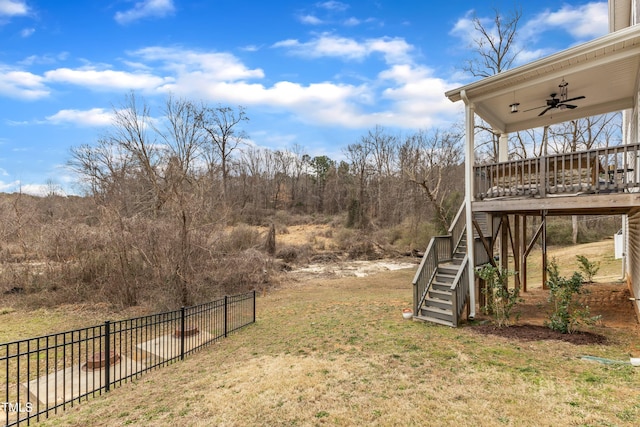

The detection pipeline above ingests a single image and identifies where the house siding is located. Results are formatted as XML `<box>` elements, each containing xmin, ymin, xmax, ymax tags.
<box><xmin>628</xmin><ymin>209</ymin><xmax>640</xmax><ymax>317</ymax></box>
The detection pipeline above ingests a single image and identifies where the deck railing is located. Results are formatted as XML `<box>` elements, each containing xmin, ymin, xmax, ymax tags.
<box><xmin>475</xmin><ymin>143</ymin><xmax>640</xmax><ymax>200</ymax></box>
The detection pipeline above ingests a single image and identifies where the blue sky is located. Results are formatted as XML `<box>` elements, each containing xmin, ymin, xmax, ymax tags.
<box><xmin>0</xmin><ymin>0</ymin><xmax>609</xmax><ymax>195</ymax></box>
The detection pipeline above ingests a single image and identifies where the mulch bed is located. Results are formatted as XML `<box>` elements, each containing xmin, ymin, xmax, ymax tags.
<box><xmin>461</xmin><ymin>281</ymin><xmax>639</xmax><ymax>345</ymax></box>
<box><xmin>468</xmin><ymin>323</ymin><xmax>608</xmax><ymax>345</ymax></box>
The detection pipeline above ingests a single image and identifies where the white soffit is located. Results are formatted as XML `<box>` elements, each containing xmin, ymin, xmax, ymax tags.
<box><xmin>445</xmin><ymin>24</ymin><xmax>640</xmax><ymax>134</ymax></box>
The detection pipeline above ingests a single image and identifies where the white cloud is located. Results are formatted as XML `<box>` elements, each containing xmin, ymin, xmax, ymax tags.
<box><xmin>19</xmin><ymin>27</ymin><xmax>33</xmax><ymax>37</ymax></box>
<box><xmin>114</xmin><ymin>0</ymin><xmax>175</xmax><ymax>25</ymax></box>
<box><xmin>273</xmin><ymin>34</ymin><xmax>413</xmax><ymax>65</ymax></box>
<box><xmin>133</xmin><ymin>46</ymin><xmax>264</xmax><ymax>81</ymax></box>
<box><xmin>450</xmin><ymin>3</ymin><xmax>608</xmax><ymax>72</ymax></box>
<box><xmin>0</xmin><ymin>66</ymin><xmax>49</xmax><ymax>99</ymax></box>
<box><xmin>378</xmin><ymin>64</ymin><xmax>462</xmax><ymax>128</ymax></box>
<box><xmin>240</xmin><ymin>44</ymin><xmax>261</xmax><ymax>52</ymax></box>
<box><xmin>19</xmin><ymin>52</ymin><xmax>68</xmax><ymax>66</ymax></box>
<box><xmin>46</xmin><ymin>108</ymin><xmax>114</xmax><ymax>127</ymax></box>
<box><xmin>343</xmin><ymin>17</ymin><xmax>360</xmax><ymax>26</ymax></box>
<box><xmin>44</xmin><ymin>67</ymin><xmax>173</xmax><ymax>91</ymax></box>
<box><xmin>317</xmin><ymin>1</ymin><xmax>349</xmax><ymax>12</ymax></box>
<box><xmin>298</xmin><ymin>14</ymin><xmax>323</xmax><ymax>25</ymax></box>
<box><xmin>522</xmin><ymin>2</ymin><xmax>608</xmax><ymax>41</ymax></box>
<box><xmin>0</xmin><ymin>179</ymin><xmax>23</xmax><ymax>193</ymax></box>
<box><xmin>118</xmin><ymin>47</ymin><xmax>375</xmax><ymax>128</ymax></box>
<box><xmin>0</xmin><ymin>0</ymin><xmax>28</xmax><ymax>17</ymax></box>
<box><xmin>17</xmin><ymin>183</ymin><xmax>48</xmax><ymax>196</ymax></box>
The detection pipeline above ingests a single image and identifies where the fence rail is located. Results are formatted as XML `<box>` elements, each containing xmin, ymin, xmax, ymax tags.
<box><xmin>1</xmin><ymin>291</ymin><xmax>255</xmax><ymax>427</ymax></box>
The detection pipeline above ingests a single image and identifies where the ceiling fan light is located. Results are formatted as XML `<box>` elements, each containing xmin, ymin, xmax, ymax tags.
<box><xmin>510</xmin><ymin>103</ymin><xmax>520</xmax><ymax>113</ymax></box>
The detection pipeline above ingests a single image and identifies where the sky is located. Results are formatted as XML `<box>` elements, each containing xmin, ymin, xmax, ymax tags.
<box><xmin>0</xmin><ymin>0</ymin><xmax>610</xmax><ymax>196</ymax></box>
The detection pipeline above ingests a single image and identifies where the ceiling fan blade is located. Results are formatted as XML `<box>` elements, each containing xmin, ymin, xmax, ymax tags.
<box><xmin>562</xmin><ymin>104</ymin><xmax>578</xmax><ymax>109</ymax></box>
<box><xmin>523</xmin><ymin>105</ymin><xmax>546</xmax><ymax>112</ymax></box>
<box><xmin>538</xmin><ymin>106</ymin><xmax>554</xmax><ymax>116</ymax></box>
<box><xmin>562</xmin><ymin>95</ymin><xmax>585</xmax><ymax>103</ymax></box>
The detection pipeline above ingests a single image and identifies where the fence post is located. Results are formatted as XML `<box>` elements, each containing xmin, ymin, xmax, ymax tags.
<box><xmin>180</xmin><ymin>307</ymin><xmax>186</xmax><ymax>361</ymax></box>
<box><xmin>224</xmin><ymin>296</ymin><xmax>228</xmax><ymax>338</ymax></box>
<box><xmin>104</xmin><ymin>321</ymin><xmax>111</xmax><ymax>393</ymax></box>
<box><xmin>253</xmin><ymin>290</ymin><xmax>256</xmax><ymax>324</ymax></box>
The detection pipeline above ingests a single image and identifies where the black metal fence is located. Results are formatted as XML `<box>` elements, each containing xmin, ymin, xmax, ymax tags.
<box><xmin>1</xmin><ymin>291</ymin><xmax>256</xmax><ymax>427</ymax></box>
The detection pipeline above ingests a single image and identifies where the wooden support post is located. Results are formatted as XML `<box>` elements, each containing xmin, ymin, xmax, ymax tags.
<box><xmin>501</xmin><ymin>214</ymin><xmax>509</xmax><ymax>287</ymax></box>
<box><xmin>523</xmin><ymin>215</ymin><xmax>546</xmax><ymax>292</ymax></box>
<box><xmin>514</xmin><ymin>215</ymin><xmax>521</xmax><ymax>291</ymax></box>
<box><xmin>542</xmin><ymin>210</ymin><xmax>548</xmax><ymax>290</ymax></box>
<box><xmin>521</xmin><ymin>215</ymin><xmax>527</xmax><ymax>292</ymax></box>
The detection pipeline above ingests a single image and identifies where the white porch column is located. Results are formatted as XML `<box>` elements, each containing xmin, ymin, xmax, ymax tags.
<box><xmin>498</xmin><ymin>133</ymin><xmax>509</xmax><ymax>162</ymax></box>
<box><xmin>461</xmin><ymin>90</ymin><xmax>476</xmax><ymax>319</ymax></box>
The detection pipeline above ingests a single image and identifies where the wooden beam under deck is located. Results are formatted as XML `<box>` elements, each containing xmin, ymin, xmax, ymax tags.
<box><xmin>472</xmin><ymin>192</ymin><xmax>640</xmax><ymax>216</ymax></box>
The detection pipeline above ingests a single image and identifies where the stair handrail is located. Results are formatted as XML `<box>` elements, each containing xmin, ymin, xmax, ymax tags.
<box><xmin>448</xmin><ymin>201</ymin><xmax>467</xmax><ymax>257</ymax></box>
<box><xmin>449</xmin><ymin>254</ymin><xmax>469</xmax><ymax>326</ymax></box>
<box><xmin>412</xmin><ymin>236</ymin><xmax>440</xmax><ymax>315</ymax></box>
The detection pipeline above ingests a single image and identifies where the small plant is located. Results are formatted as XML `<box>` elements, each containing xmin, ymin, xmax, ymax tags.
<box><xmin>545</xmin><ymin>259</ymin><xmax>601</xmax><ymax>334</ymax></box>
<box><xmin>576</xmin><ymin>254</ymin><xmax>600</xmax><ymax>283</ymax></box>
<box><xmin>476</xmin><ymin>265</ymin><xmax>521</xmax><ymax>327</ymax></box>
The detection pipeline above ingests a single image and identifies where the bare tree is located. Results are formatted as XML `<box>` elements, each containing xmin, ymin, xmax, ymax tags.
<box><xmin>463</xmin><ymin>7</ymin><xmax>522</xmax><ymax>78</ymax></box>
<box><xmin>462</xmin><ymin>7</ymin><xmax>522</xmax><ymax>161</ymax></box>
<box><xmin>547</xmin><ymin>114</ymin><xmax>621</xmax><ymax>154</ymax></box>
<box><xmin>344</xmin><ymin>142</ymin><xmax>373</xmax><ymax>229</ymax></box>
<box><xmin>404</xmin><ymin>129</ymin><xmax>464</xmax><ymax>232</ymax></box>
<box><xmin>362</xmin><ymin>125</ymin><xmax>397</xmax><ymax>223</ymax></box>
<box><xmin>202</xmin><ymin>106</ymin><xmax>249</xmax><ymax>204</ymax></box>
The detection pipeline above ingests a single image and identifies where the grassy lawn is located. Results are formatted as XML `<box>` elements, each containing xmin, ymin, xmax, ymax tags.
<box><xmin>18</xmin><ymin>260</ymin><xmax>638</xmax><ymax>426</ymax></box>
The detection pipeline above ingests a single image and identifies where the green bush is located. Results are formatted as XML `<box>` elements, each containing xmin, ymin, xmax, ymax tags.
<box><xmin>545</xmin><ymin>259</ymin><xmax>601</xmax><ymax>334</ymax></box>
<box><xmin>476</xmin><ymin>265</ymin><xmax>521</xmax><ymax>327</ymax></box>
<box><xmin>576</xmin><ymin>254</ymin><xmax>600</xmax><ymax>283</ymax></box>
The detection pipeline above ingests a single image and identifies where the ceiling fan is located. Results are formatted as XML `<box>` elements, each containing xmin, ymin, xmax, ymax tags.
<box><xmin>525</xmin><ymin>79</ymin><xmax>586</xmax><ymax>116</ymax></box>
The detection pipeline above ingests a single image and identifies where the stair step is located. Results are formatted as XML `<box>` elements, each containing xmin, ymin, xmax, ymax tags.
<box><xmin>438</xmin><ymin>265</ymin><xmax>459</xmax><ymax>274</ymax></box>
<box><xmin>424</xmin><ymin>296</ymin><xmax>452</xmax><ymax>310</ymax></box>
<box><xmin>419</xmin><ymin>306</ymin><xmax>454</xmax><ymax>323</ymax></box>
<box><xmin>435</xmin><ymin>273</ymin><xmax>456</xmax><ymax>283</ymax></box>
<box><xmin>413</xmin><ymin>314</ymin><xmax>455</xmax><ymax>327</ymax></box>
<box><xmin>428</xmin><ymin>288</ymin><xmax>452</xmax><ymax>300</ymax></box>
<box><xmin>432</xmin><ymin>281</ymin><xmax>453</xmax><ymax>292</ymax></box>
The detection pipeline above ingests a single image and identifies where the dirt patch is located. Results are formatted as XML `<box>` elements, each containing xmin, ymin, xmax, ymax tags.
<box><xmin>470</xmin><ymin>324</ymin><xmax>608</xmax><ymax>345</ymax></box>
<box><xmin>468</xmin><ymin>281</ymin><xmax>639</xmax><ymax>345</ymax></box>
<box><xmin>287</xmin><ymin>259</ymin><xmax>419</xmax><ymax>280</ymax></box>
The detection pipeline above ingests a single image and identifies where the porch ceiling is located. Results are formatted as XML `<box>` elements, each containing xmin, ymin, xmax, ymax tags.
<box><xmin>445</xmin><ymin>25</ymin><xmax>640</xmax><ymax>134</ymax></box>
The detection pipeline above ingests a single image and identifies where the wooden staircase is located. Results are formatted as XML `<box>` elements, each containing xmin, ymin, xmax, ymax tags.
<box><xmin>414</xmin><ymin>234</ymin><xmax>467</xmax><ymax>326</ymax></box>
<box><xmin>412</xmin><ymin>203</ymin><xmax>490</xmax><ymax>327</ymax></box>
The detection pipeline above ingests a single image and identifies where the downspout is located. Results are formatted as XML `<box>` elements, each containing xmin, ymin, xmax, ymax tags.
<box><xmin>461</xmin><ymin>89</ymin><xmax>476</xmax><ymax>319</ymax></box>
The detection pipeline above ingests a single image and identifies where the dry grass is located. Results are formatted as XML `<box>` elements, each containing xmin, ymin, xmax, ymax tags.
<box><xmin>25</xmin><ymin>256</ymin><xmax>640</xmax><ymax>427</ymax></box>
<box><xmin>517</xmin><ymin>239</ymin><xmax>622</xmax><ymax>288</ymax></box>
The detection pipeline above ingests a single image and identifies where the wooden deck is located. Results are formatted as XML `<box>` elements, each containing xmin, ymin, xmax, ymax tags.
<box><xmin>473</xmin><ymin>143</ymin><xmax>640</xmax><ymax>215</ymax></box>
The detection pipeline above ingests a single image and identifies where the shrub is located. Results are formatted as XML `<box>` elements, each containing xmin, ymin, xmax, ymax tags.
<box><xmin>276</xmin><ymin>244</ymin><xmax>312</xmax><ymax>263</ymax></box>
<box><xmin>476</xmin><ymin>265</ymin><xmax>521</xmax><ymax>327</ymax></box>
<box><xmin>576</xmin><ymin>254</ymin><xmax>600</xmax><ymax>283</ymax></box>
<box><xmin>545</xmin><ymin>259</ymin><xmax>601</xmax><ymax>334</ymax></box>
